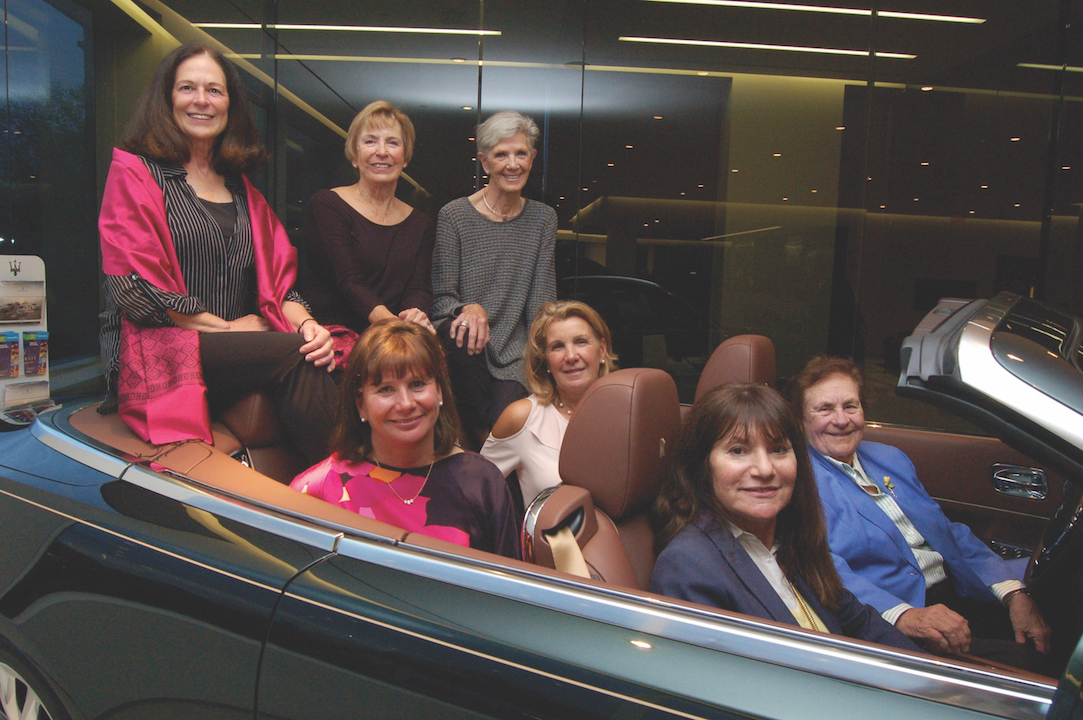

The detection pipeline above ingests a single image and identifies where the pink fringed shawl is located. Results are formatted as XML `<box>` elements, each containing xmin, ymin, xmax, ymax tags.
<box><xmin>99</xmin><ymin>148</ymin><xmax>297</xmax><ymax>444</ymax></box>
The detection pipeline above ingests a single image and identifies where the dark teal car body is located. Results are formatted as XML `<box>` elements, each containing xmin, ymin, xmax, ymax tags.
<box><xmin>1</xmin><ymin>292</ymin><xmax>1082</xmax><ymax>720</ymax></box>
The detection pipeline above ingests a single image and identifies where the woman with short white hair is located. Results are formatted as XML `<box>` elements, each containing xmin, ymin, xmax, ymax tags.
<box><xmin>431</xmin><ymin>110</ymin><xmax>557</xmax><ymax>446</ymax></box>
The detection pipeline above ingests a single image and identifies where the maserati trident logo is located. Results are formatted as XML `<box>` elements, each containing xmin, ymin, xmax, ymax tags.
<box><xmin>7</xmin><ymin>259</ymin><xmax>19</xmax><ymax>277</ymax></box>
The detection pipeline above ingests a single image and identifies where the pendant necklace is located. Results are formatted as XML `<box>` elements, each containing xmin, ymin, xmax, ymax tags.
<box><xmin>371</xmin><ymin>456</ymin><xmax>435</xmax><ymax>505</ymax></box>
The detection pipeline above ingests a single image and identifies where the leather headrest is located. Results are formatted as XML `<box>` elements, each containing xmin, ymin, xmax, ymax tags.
<box><xmin>695</xmin><ymin>334</ymin><xmax>776</xmax><ymax>400</ymax></box>
<box><xmin>559</xmin><ymin>368</ymin><xmax>681</xmax><ymax>520</ymax></box>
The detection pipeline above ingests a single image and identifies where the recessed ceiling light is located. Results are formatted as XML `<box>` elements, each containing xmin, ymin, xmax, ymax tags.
<box><xmin>1015</xmin><ymin>203</ymin><xmax>1021</xmax><ymax>207</ymax></box>
<box><xmin>452</xmin><ymin>58</ymin><xmax>467</xmax><ymax>63</ymax></box>
<box><xmin>1011</xmin><ymin>137</ymin><xmax>1021</xmax><ymax>142</ymax></box>
<box><xmin>626</xmin><ymin>145</ymin><xmax>634</xmax><ymax>149</ymax></box>
<box><xmin>920</xmin><ymin>162</ymin><xmax>929</xmax><ymax>166</ymax></box>
<box><xmin>731</xmin><ymin>169</ymin><xmax>738</xmax><ymax>173</ymax></box>
<box><xmin>463</xmin><ymin>106</ymin><xmax>473</xmax><ymax>110</ymax></box>
<box><xmin>773</xmin><ymin>152</ymin><xmax>782</xmax><ymax>157</ymax></box>
<box><xmin>654</xmin><ymin>115</ymin><xmax>663</xmax><ymax>119</ymax></box>
<box><xmin>607</xmin><ymin>163</ymin><xmax>615</xmax><ymax>167</ymax></box>
<box><xmin>835</xmin><ymin>126</ymin><xmax>845</xmax><ymax>130</ymax></box>
<box><xmin>921</xmin><ymin>86</ymin><xmax>933</xmax><ymax>91</ymax></box>
<box><xmin>981</xmin><ymin>185</ymin><xmax>989</xmax><ymax>189</ymax></box>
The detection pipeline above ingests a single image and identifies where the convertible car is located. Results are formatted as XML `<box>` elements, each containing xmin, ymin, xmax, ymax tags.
<box><xmin>1</xmin><ymin>290</ymin><xmax>1081</xmax><ymax>720</ymax></box>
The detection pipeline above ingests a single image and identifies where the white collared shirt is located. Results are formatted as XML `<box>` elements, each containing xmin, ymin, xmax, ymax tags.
<box><xmin>723</xmin><ymin>520</ymin><xmax>800</xmax><ymax>616</ymax></box>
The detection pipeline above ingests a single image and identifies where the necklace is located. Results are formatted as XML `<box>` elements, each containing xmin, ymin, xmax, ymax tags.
<box><xmin>789</xmin><ymin>581</ymin><xmax>826</xmax><ymax>633</ymax></box>
<box><xmin>481</xmin><ymin>186</ymin><xmax>523</xmax><ymax>222</ymax></box>
<box><xmin>356</xmin><ymin>183</ymin><xmax>396</xmax><ymax>224</ymax></box>
<box><xmin>554</xmin><ymin>394</ymin><xmax>574</xmax><ymax>417</ymax></box>
<box><xmin>371</xmin><ymin>456</ymin><xmax>435</xmax><ymax>505</ymax></box>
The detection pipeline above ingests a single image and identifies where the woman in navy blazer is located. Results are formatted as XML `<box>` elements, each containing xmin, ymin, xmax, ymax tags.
<box><xmin>650</xmin><ymin>384</ymin><xmax>917</xmax><ymax>651</ymax></box>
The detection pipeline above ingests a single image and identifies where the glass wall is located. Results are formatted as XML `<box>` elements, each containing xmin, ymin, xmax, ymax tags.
<box><xmin>0</xmin><ymin>0</ymin><xmax>95</xmax><ymax>363</ymax></box>
<box><xmin>12</xmin><ymin>0</ymin><xmax>1083</xmax><ymax>427</ymax></box>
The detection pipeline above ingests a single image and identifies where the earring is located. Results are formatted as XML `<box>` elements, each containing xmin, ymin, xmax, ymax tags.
<box><xmin>358</xmin><ymin>411</ymin><xmax>367</xmax><ymax>422</ymax></box>
<box><xmin>439</xmin><ymin>401</ymin><xmax>444</xmax><ymax>406</ymax></box>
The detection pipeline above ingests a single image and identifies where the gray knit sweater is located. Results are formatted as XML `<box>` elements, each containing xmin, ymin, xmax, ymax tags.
<box><xmin>432</xmin><ymin>196</ymin><xmax>556</xmax><ymax>385</ymax></box>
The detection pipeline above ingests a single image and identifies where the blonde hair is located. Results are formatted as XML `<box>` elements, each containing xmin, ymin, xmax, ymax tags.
<box><xmin>345</xmin><ymin>100</ymin><xmax>416</xmax><ymax>165</ymax></box>
<box><xmin>523</xmin><ymin>301</ymin><xmax>617</xmax><ymax>404</ymax></box>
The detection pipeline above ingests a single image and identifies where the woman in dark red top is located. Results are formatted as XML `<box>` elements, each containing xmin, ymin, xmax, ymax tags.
<box><xmin>302</xmin><ymin>101</ymin><xmax>434</xmax><ymax>336</ymax></box>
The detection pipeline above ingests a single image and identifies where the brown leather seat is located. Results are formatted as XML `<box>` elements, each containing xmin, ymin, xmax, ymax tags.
<box><xmin>217</xmin><ymin>390</ymin><xmax>308</xmax><ymax>484</ymax></box>
<box><xmin>523</xmin><ymin>368</ymin><xmax>681</xmax><ymax>589</ymax></box>
<box><xmin>694</xmin><ymin>334</ymin><xmax>776</xmax><ymax>401</ymax></box>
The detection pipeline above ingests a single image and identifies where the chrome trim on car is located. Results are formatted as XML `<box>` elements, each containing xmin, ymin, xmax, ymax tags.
<box><xmin>32</xmin><ymin>409</ymin><xmax>130</xmax><ymax>480</ymax></box>
<box><xmin>957</xmin><ymin>297</ymin><xmax>1083</xmax><ymax>451</ymax></box>
<box><xmin>327</xmin><ymin>536</ymin><xmax>1054</xmax><ymax>720</ymax></box>
<box><xmin>521</xmin><ymin>485</ymin><xmax>558</xmax><ymax>562</ymax></box>
<box><xmin>992</xmin><ymin>464</ymin><xmax>1049</xmax><ymax>500</ymax></box>
<box><xmin>121</xmin><ymin>464</ymin><xmax>344</xmax><ymax>554</ymax></box>
<box><xmin>0</xmin><ymin>484</ymin><xmax>287</xmax><ymax>596</ymax></box>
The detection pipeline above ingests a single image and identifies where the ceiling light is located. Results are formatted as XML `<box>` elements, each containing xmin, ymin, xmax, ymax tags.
<box><xmin>921</xmin><ymin>86</ymin><xmax>933</xmax><ymax>91</ymax></box>
<box><xmin>773</xmin><ymin>152</ymin><xmax>782</xmax><ymax>157</ymax></box>
<box><xmin>920</xmin><ymin>161</ymin><xmax>929</xmax><ymax>166</ymax></box>
<box><xmin>619</xmin><ymin>36</ymin><xmax>914</xmax><ymax>58</ymax></box>
<box><xmin>192</xmin><ymin>22</ymin><xmax>261</xmax><ymax>29</ymax></box>
<box><xmin>654</xmin><ymin>115</ymin><xmax>663</xmax><ymax>119</ymax></box>
<box><xmin>877</xmin><ymin>11</ymin><xmax>984</xmax><ymax>23</ymax></box>
<box><xmin>260</xmin><ymin>23</ymin><xmax>502</xmax><ymax>35</ymax></box>
<box><xmin>1011</xmin><ymin>137</ymin><xmax>1021</xmax><ymax>142</ymax></box>
<box><xmin>452</xmin><ymin>58</ymin><xmax>467</xmax><ymax>63</ymax></box>
<box><xmin>835</xmin><ymin>126</ymin><xmax>845</xmax><ymax>130</ymax></box>
<box><xmin>731</xmin><ymin>169</ymin><xmax>738</xmax><ymax>172</ymax></box>
<box><xmin>639</xmin><ymin>1</ymin><xmax>984</xmax><ymax>23</ymax></box>
<box><xmin>1018</xmin><ymin>63</ymin><xmax>1083</xmax><ymax>73</ymax></box>
<box><xmin>981</xmin><ymin>185</ymin><xmax>988</xmax><ymax>189</ymax></box>
<box><xmin>641</xmin><ymin>0</ymin><xmax>869</xmax><ymax>14</ymax></box>
<box><xmin>462</xmin><ymin>106</ymin><xmax>473</xmax><ymax>110</ymax></box>
<box><xmin>626</xmin><ymin>145</ymin><xmax>634</xmax><ymax>148</ymax></box>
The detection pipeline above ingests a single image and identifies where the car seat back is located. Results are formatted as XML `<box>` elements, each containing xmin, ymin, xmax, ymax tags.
<box><xmin>695</xmin><ymin>334</ymin><xmax>776</xmax><ymax>401</ymax></box>
<box><xmin>526</xmin><ymin>368</ymin><xmax>680</xmax><ymax>589</ymax></box>
<box><xmin>218</xmin><ymin>390</ymin><xmax>308</xmax><ymax>484</ymax></box>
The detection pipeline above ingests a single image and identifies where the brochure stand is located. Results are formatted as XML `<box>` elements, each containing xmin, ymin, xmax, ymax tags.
<box><xmin>1</xmin><ymin>255</ymin><xmax>56</xmax><ymax>428</ymax></box>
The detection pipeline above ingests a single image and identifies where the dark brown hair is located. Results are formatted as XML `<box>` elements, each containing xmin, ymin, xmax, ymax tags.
<box><xmin>121</xmin><ymin>42</ymin><xmax>269</xmax><ymax>174</ymax></box>
<box><xmin>653</xmin><ymin>383</ymin><xmax>845</xmax><ymax>609</ymax></box>
<box><xmin>787</xmin><ymin>355</ymin><xmax>866</xmax><ymax>419</ymax></box>
<box><xmin>330</xmin><ymin>319</ymin><xmax>464</xmax><ymax>463</ymax></box>
<box><xmin>523</xmin><ymin>300</ymin><xmax>618</xmax><ymax>403</ymax></box>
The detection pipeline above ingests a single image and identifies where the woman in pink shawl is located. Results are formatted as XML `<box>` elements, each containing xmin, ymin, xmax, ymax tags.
<box><xmin>98</xmin><ymin>42</ymin><xmax>338</xmax><ymax>464</ymax></box>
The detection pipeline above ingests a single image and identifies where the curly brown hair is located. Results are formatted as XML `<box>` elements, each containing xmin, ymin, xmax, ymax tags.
<box><xmin>653</xmin><ymin>383</ymin><xmax>845</xmax><ymax>609</ymax></box>
<box><xmin>330</xmin><ymin>319</ymin><xmax>465</xmax><ymax>463</ymax></box>
<box><xmin>121</xmin><ymin>42</ymin><xmax>269</xmax><ymax>174</ymax></box>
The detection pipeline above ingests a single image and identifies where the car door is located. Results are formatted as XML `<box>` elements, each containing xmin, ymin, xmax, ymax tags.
<box><xmin>863</xmin><ymin>423</ymin><xmax>1067</xmax><ymax>556</ymax></box>
<box><xmin>257</xmin><ymin>530</ymin><xmax>1066</xmax><ymax>720</ymax></box>
<box><xmin>0</xmin><ymin>419</ymin><xmax>337</xmax><ymax>719</ymax></box>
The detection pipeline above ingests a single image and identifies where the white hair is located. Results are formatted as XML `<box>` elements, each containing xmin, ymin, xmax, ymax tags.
<box><xmin>476</xmin><ymin>111</ymin><xmax>540</xmax><ymax>156</ymax></box>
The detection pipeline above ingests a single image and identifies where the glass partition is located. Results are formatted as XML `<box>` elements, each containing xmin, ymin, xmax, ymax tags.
<box><xmin>14</xmin><ymin>0</ymin><xmax>1082</xmax><ymax>426</ymax></box>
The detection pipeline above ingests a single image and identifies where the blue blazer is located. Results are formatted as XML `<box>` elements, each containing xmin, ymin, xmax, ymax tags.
<box><xmin>810</xmin><ymin>442</ymin><xmax>1014</xmax><ymax>614</ymax></box>
<box><xmin>650</xmin><ymin>514</ymin><xmax>917</xmax><ymax>651</ymax></box>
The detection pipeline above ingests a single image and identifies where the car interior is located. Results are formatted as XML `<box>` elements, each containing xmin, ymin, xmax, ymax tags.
<box><xmin>62</xmin><ymin>333</ymin><xmax>1069</xmax><ymax>683</ymax></box>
